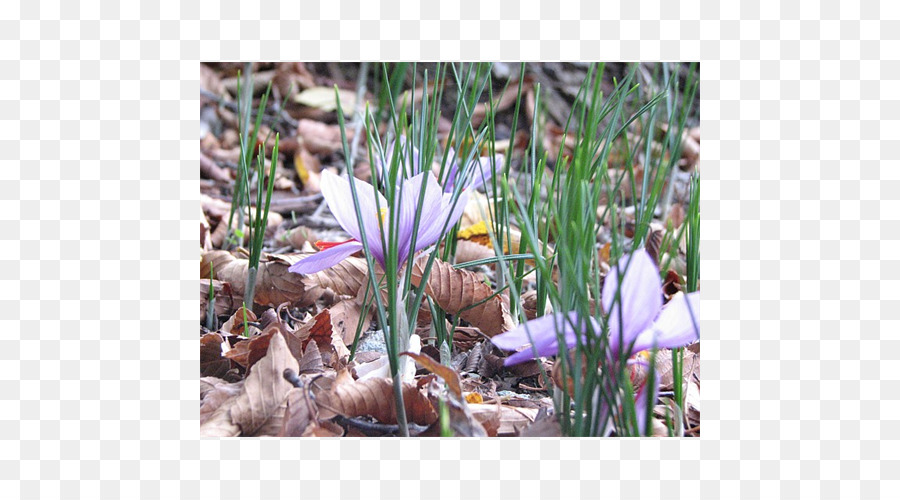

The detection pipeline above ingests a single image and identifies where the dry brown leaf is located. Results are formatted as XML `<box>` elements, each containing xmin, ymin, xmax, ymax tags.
<box><xmin>225</xmin><ymin>328</ymin><xmax>305</xmax><ymax>372</ymax></box>
<box><xmin>200</xmin><ymin>376</ymin><xmax>230</xmax><ymax>400</ymax></box>
<box><xmin>220</xmin><ymin>306</ymin><xmax>256</xmax><ymax>337</ymax></box>
<box><xmin>200</xmin><ymin>279</ymin><xmax>243</xmax><ymax>324</ymax></box>
<box><xmin>200</xmin><ymin>333</ymin><xmax>231</xmax><ymax>378</ymax></box>
<box><xmin>297</xmin><ymin>119</ymin><xmax>354</xmax><ymax>155</ymax></box>
<box><xmin>471</xmin><ymin>77</ymin><xmax>531</xmax><ymax>127</ymax></box>
<box><xmin>199</xmin><ymin>380</ymin><xmax>244</xmax><ymax>426</ymax></box>
<box><xmin>328</xmin><ymin>293</ymin><xmax>372</xmax><ymax>345</ymax></box>
<box><xmin>654</xmin><ymin>349</ymin><xmax>699</xmax><ymax>392</ymax></box>
<box><xmin>299</xmin><ymin>257</ymin><xmax>368</xmax><ymax>301</ymax></box>
<box><xmin>411</xmin><ymin>258</ymin><xmax>515</xmax><ymax>336</ymax></box>
<box><xmin>201</xmin><ymin>251</ymin><xmax>324</xmax><ymax>307</ymax></box>
<box><xmin>272</xmin><ymin>62</ymin><xmax>316</xmax><ymax>98</ymax></box>
<box><xmin>314</xmin><ymin>377</ymin><xmax>437</xmax><ymax>426</ymax></box>
<box><xmin>226</xmin><ymin>332</ymin><xmax>299</xmax><ymax>436</ymax></box>
<box><xmin>453</xmin><ymin>239</ymin><xmax>496</xmax><ymax>265</ymax></box>
<box><xmin>468</xmin><ymin>403</ymin><xmax>538</xmax><ymax>436</ymax></box>
<box><xmin>298</xmin><ymin>309</ymin><xmax>351</xmax><ymax>369</ymax></box>
<box><xmin>298</xmin><ymin>341</ymin><xmax>325</xmax><ymax>374</ymax></box>
<box><xmin>519</xmin><ymin>415</ymin><xmax>562</xmax><ymax>437</ymax></box>
<box><xmin>401</xmin><ymin>351</ymin><xmax>462</xmax><ymax>399</ymax></box>
<box><xmin>467</xmin><ymin>402</ymin><xmax>501</xmax><ymax>437</ymax></box>
<box><xmin>280</xmin><ymin>386</ymin><xmax>317</xmax><ymax>437</ymax></box>
<box><xmin>302</xmin><ymin>420</ymin><xmax>345</xmax><ymax>437</ymax></box>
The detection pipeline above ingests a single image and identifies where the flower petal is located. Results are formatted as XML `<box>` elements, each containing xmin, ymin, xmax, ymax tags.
<box><xmin>631</xmin><ymin>291</ymin><xmax>699</xmax><ymax>353</ymax></box>
<box><xmin>467</xmin><ymin>154</ymin><xmax>502</xmax><ymax>192</ymax></box>
<box><xmin>395</xmin><ymin>173</ymin><xmax>436</xmax><ymax>262</ymax></box>
<box><xmin>287</xmin><ymin>240</ymin><xmax>364</xmax><ymax>274</ymax></box>
<box><xmin>320</xmin><ymin>170</ymin><xmax>388</xmax><ymax>243</ymax></box>
<box><xmin>413</xmin><ymin>180</ymin><xmax>466</xmax><ymax>253</ymax></box>
<box><xmin>633</xmin><ymin>366</ymin><xmax>659</xmax><ymax>436</ymax></box>
<box><xmin>491</xmin><ymin>312</ymin><xmax>597</xmax><ymax>366</ymax></box>
<box><xmin>602</xmin><ymin>249</ymin><xmax>663</xmax><ymax>356</ymax></box>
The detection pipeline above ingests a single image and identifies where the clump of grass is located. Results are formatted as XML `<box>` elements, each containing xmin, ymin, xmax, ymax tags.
<box><xmin>227</xmin><ymin>65</ymin><xmax>281</xmax><ymax>315</ymax></box>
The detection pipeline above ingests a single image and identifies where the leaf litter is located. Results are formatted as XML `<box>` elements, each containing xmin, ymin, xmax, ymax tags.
<box><xmin>200</xmin><ymin>62</ymin><xmax>700</xmax><ymax>437</ymax></box>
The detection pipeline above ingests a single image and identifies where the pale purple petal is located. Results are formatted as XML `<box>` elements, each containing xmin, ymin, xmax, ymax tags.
<box><xmin>633</xmin><ymin>367</ymin><xmax>659</xmax><ymax>436</ymax></box>
<box><xmin>287</xmin><ymin>241</ymin><xmax>364</xmax><ymax>274</ymax></box>
<box><xmin>413</xmin><ymin>183</ymin><xmax>467</xmax><ymax>253</ymax></box>
<box><xmin>602</xmin><ymin>249</ymin><xmax>663</xmax><ymax>356</ymax></box>
<box><xmin>630</xmin><ymin>291</ymin><xmax>699</xmax><ymax>353</ymax></box>
<box><xmin>320</xmin><ymin>171</ymin><xmax>388</xmax><ymax>245</ymax></box>
<box><xmin>491</xmin><ymin>313</ymin><xmax>564</xmax><ymax>351</ymax></box>
<box><xmin>442</xmin><ymin>146</ymin><xmax>460</xmax><ymax>193</ymax></box>
<box><xmin>491</xmin><ymin>312</ymin><xmax>599</xmax><ymax>366</ymax></box>
<box><xmin>395</xmin><ymin>173</ymin><xmax>436</xmax><ymax>262</ymax></box>
<box><xmin>467</xmin><ymin>154</ymin><xmax>502</xmax><ymax>192</ymax></box>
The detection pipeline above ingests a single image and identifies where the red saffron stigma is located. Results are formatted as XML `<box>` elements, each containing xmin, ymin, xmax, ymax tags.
<box><xmin>315</xmin><ymin>239</ymin><xmax>354</xmax><ymax>250</ymax></box>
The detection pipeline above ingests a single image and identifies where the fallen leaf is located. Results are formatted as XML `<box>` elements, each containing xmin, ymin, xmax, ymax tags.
<box><xmin>219</xmin><ymin>332</ymin><xmax>300</xmax><ymax>436</ymax></box>
<box><xmin>453</xmin><ymin>239</ymin><xmax>496</xmax><ymax>265</ymax></box>
<box><xmin>294</xmin><ymin>86</ymin><xmax>357</xmax><ymax>116</ymax></box>
<box><xmin>401</xmin><ymin>351</ymin><xmax>462</xmax><ymax>399</ymax></box>
<box><xmin>201</xmin><ymin>250</ymin><xmax>330</xmax><ymax>307</ymax></box>
<box><xmin>280</xmin><ymin>386</ymin><xmax>317</xmax><ymax>437</ymax></box>
<box><xmin>313</xmin><ymin>377</ymin><xmax>437</xmax><ymax>426</ymax></box>
<box><xmin>298</xmin><ymin>309</ymin><xmax>351</xmax><ymax>369</ymax></box>
<box><xmin>411</xmin><ymin>258</ymin><xmax>515</xmax><ymax>336</ymax></box>
<box><xmin>200</xmin><ymin>279</ymin><xmax>243</xmax><ymax>324</ymax></box>
<box><xmin>200</xmin><ymin>333</ymin><xmax>231</xmax><ymax>378</ymax></box>
<box><xmin>220</xmin><ymin>306</ymin><xmax>257</xmax><ymax>337</ymax></box>
<box><xmin>298</xmin><ymin>341</ymin><xmax>325</xmax><ymax>374</ymax></box>
<box><xmin>225</xmin><ymin>328</ymin><xmax>305</xmax><ymax>372</ymax></box>
<box><xmin>328</xmin><ymin>293</ymin><xmax>372</xmax><ymax>346</ymax></box>
<box><xmin>297</xmin><ymin>119</ymin><xmax>354</xmax><ymax>155</ymax></box>
<box><xmin>299</xmin><ymin>257</ymin><xmax>368</xmax><ymax>301</ymax></box>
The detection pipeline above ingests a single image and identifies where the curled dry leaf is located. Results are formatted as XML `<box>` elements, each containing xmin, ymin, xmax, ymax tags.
<box><xmin>327</xmin><ymin>283</ymin><xmax>374</xmax><ymax>345</ymax></box>
<box><xmin>467</xmin><ymin>402</ymin><xmax>501</xmax><ymax>437</ymax></box>
<box><xmin>411</xmin><ymin>259</ymin><xmax>515</xmax><ymax>336</ymax></box>
<box><xmin>296</xmin><ymin>309</ymin><xmax>351</xmax><ymax>369</ymax></box>
<box><xmin>220</xmin><ymin>306</ymin><xmax>257</xmax><ymax>337</ymax></box>
<box><xmin>468</xmin><ymin>404</ymin><xmax>538</xmax><ymax>436</ymax></box>
<box><xmin>299</xmin><ymin>256</ymin><xmax>368</xmax><ymax>301</ymax></box>
<box><xmin>298</xmin><ymin>341</ymin><xmax>325</xmax><ymax>374</ymax></box>
<box><xmin>280</xmin><ymin>386</ymin><xmax>318</xmax><ymax>437</ymax></box>
<box><xmin>452</xmin><ymin>239</ymin><xmax>496</xmax><ymax>266</ymax></box>
<box><xmin>225</xmin><ymin>328</ymin><xmax>305</xmax><ymax>372</ymax></box>
<box><xmin>202</xmin><ymin>250</ymin><xmax>326</xmax><ymax>307</ymax></box>
<box><xmin>207</xmin><ymin>332</ymin><xmax>299</xmax><ymax>437</ymax></box>
<box><xmin>200</xmin><ymin>333</ymin><xmax>231</xmax><ymax>378</ymax></box>
<box><xmin>200</xmin><ymin>279</ymin><xmax>243</xmax><ymax>324</ymax></box>
<box><xmin>200</xmin><ymin>376</ymin><xmax>230</xmax><ymax>401</ymax></box>
<box><xmin>401</xmin><ymin>351</ymin><xmax>462</xmax><ymax>399</ymax></box>
<box><xmin>199</xmin><ymin>380</ymin><xmax>244</xmax><ymax>429</ymax></box>
<box><xmin>297</xmin><ymin>119</ymin><xmax>354</xmax><ymax>155</ymax></box>
<box><xmin>314</xmin><ymin>377</ymin><xmax>437</xmax><ymax>426</ymax></box>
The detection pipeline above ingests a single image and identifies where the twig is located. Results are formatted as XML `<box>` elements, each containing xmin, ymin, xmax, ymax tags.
<box><xmin>201</xmin><ymin>88</ymin><xmax>298</xmax><ymax>131</ymax></box>
<box><xmin>332</xmin><ymin>415</ymin><xmax>428</xmax><ymax>437</ymax></box>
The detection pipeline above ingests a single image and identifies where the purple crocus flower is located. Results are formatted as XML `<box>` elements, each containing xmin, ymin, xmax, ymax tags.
<box><xmin>288</xmin><ymin>170</ymin><xmax>468</xmax><ymax>275</ymax></box>
<box><xmin>374</xmin><ymin>137</ymin><xmax>502</xmax><ymax>193</ymax></box>
<box><xmin>442</xmin><ymin>146</ymin><xmax>503</xmax><ymax>193</ymax></box>
<box><xmin>491</xmin><ymin>248</ymin><xmax>699</xmax><ymax>367</ymax></box>
<box><xmin>373</xmin><ymin>136</ymin><xmax>422</xmax><ymax>185</ymax></box>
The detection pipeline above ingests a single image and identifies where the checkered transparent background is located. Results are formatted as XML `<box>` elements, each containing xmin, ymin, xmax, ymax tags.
<box><xmin>1</xmin><ymin>0</ymin><xmax>895</xmax><ymax>498</ymax></box>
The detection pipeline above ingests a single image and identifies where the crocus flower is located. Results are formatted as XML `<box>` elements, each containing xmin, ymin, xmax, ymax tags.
<box><xmin>491</xmin><ymin>248</ymin><xmax>699</xmax><ymax>366</ymax></box>
<box><xmin>373</xmin><ymin>136</ymin><xmax>422</xmax><ymax>185</ymax></box>
<box><xmin>288</xmin><ymin>170</ymin><xmax>468</xmax><ymax>275</ymax></box>
<box><xmin>442</xmin><ymin>146</ymin><xmax>503</xmax><ymax>193</ymax></box>
<box><xmin>374</xmin><ymin>137</ymin><xmax>502</xmax><ymax>193</ymax></box>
